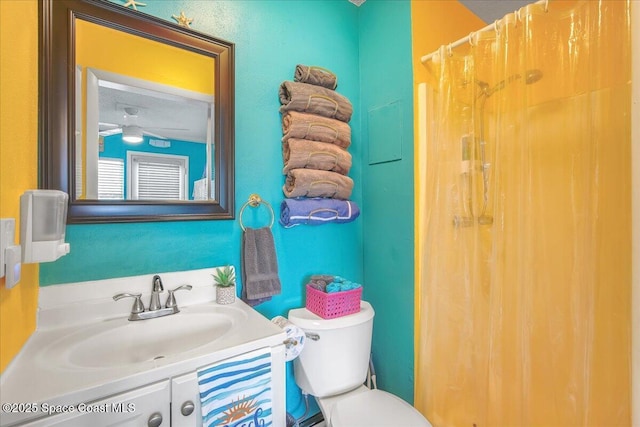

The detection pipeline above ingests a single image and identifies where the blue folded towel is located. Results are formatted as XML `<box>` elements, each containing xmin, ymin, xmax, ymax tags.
<box><xmin>280</xmin><ymin>197</ymin><xmax>360</xmax><ymax>228</ymax></box>
<box><xmin>326</xmin><ymin>275</ymin><xmax>362</xmax><ymax>293</ymax></box>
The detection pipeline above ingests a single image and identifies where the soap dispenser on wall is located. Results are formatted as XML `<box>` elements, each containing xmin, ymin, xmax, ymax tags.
<box><xmin>20</xmin><ymin>190</ymin><xmax>70</xmax><ymax>263</ymax></box>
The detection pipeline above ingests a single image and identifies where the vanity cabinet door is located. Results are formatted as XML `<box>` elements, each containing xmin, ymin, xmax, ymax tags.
<box><xmin>171</xmin><ymin>345</ymin><xmax>286</xmax><ymax>427</ymax></box>
<box><xmin>171</xmin><ymin>372</ymin><xmax>202</xmax><ymax>427</ymax></box>
<box><xmin>20</xmin><ymin>381</ymin><xmax>170</xmax><ymax>427</ymax></box>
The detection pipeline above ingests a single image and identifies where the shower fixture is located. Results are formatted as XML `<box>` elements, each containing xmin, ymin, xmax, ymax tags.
<box><xmin>477</xmin><ymin>69</ymin><xmax>543</xmax><ymax>224</ymax></box>
<box><xmin>476</xmin><ymin>69</ymin><xmax>544</xmax><ymax>98</ymax></box>
<box><xmin>456</xmin><ymin>69</ymin><xmax>543</xmax><ymax>228</ymax></box>
<box><xmin>524</xmin><ymin>69</ymin><xmax>544</xmax><ymax>84</ymax></box>
<box><xmin>453</xmin><ymin>215</ymin><xmax>475</xmax><ymax>228</ymax></box>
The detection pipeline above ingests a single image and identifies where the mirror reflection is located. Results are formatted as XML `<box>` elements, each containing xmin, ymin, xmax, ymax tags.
<box><xmin>75</xmin><ymin>19</ymin><xmax>216</xmax><ymax>202</ymax></box>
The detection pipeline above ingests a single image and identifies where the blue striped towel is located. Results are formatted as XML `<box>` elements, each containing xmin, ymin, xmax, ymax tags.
<box><xmin>198</xmin><ymin>348</ymin><xmax>273</xmax><ymax>427</ymax></box>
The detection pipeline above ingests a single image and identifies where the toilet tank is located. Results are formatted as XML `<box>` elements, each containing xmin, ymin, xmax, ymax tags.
<box><xmin>288</xmin><ymin>301</ymin><xmax>374</xmax><ymax>398</ymax></box>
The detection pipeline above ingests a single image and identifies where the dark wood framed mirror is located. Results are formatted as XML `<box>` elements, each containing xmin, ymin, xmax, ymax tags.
<box><xmin>40</xmin><ymin>0</ymin><xmax>234</xmax><ymax>223</ymax></box>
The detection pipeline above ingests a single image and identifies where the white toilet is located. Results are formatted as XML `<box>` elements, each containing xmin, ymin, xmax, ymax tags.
<box><xmin>288</xmin><ymin>301</ymin><xmax>432</xmax><ymax>427</ymax></box>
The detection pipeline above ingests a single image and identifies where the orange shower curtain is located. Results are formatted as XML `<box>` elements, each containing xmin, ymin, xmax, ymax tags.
<box><xmin>415</xmin><ymin>1</ymin><xmax>631</xmax><ymax>426</ymax></box>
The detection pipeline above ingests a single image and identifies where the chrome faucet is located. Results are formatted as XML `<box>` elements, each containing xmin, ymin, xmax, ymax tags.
<box><xmin>149</xmin><ymin>275</ymin><xmax>164</xmax><ymax>311</ymax></box>
<box><xmin>113</xmin><ymin>275</ymin><xmax>192</xmax><ymax>321</ymax></box>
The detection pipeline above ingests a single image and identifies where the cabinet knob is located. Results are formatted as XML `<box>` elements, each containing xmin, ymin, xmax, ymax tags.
<box><xmin>181</xmin><ymin>400</ymin><xmax>195</xmax><ymax>416</ymax></box>
<box><xmin>148</xmin><ymin>412</ymin><xmax>163</xmax><ymax>427</ymax></box>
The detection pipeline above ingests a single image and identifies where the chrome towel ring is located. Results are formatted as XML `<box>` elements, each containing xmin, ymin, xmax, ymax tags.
<box><xmin>239</xmin><ymin>193</ymin><xmax>275</xmax><ymax>231</ymax></box>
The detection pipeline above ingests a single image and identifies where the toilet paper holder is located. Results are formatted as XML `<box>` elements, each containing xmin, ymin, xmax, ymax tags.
<box><xmin>305</xmin><ymin>332</ymin><xmax>320</xmax><ymax>341</ymax></box>
<box><xmin>284</xmin><ymin>332</ymin><xmax>319</xmax><ymax>348</ymax></box>
<box><xmin>283</xmin><ymin>338</ymin><xmax>298</xmax><ymax>348</ymax></box>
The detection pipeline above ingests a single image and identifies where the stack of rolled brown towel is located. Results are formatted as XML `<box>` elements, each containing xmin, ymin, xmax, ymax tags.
<box><xmin>278</xmin><ymin>65</ymin><xmax>360</xmax><ymax>228</ymax></box>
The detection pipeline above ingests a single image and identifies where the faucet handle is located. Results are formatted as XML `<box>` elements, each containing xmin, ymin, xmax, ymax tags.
<box><xmin>113</xmin><ymin>293</ymin><xmax>145</xmax><ymax>314</ymax></box>
<box><xmin>165</xmin><ymin>285</ymin><xmax>192</xmax><ymax>309</ymax></box>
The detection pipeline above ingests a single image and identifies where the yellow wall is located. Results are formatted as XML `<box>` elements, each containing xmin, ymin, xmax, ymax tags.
<box><xmin>411</xmin><ymin>0</ymin><xmax>484</xmax><ymax>296</ymax></box>
<box><xmin>410</xmin><ymin>0</ymin><xmax>484</xmax><ymax>408</ymax></box>
<box><xmin>0</xmin><ymin>0</ymin><xmax>40</xmax><ymax>373</ymax></box>
<box><xmin>411</xmin><ymin>1</ymin><xmax>484</xmax><ymax>89</ymax></box>
<box><xmin>75</xmin><ymin>19</ymin><xmax>215</xmax><ymax>94</ymax></box>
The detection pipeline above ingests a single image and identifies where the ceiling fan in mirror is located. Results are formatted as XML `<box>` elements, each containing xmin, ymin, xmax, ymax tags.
<box><xmin>99</xmin><ymin>106</ymin><xmax>187</xmax><ymax>144</ymax></box>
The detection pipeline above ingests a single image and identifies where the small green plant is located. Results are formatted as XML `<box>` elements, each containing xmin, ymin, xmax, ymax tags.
<box><xmin>212</xmin><ymin>266</ymin><xmax>236</xmax><ymax>288</ymax></box>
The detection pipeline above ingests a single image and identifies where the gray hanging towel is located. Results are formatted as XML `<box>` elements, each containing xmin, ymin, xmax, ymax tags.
<box><xmin>241</xmin><ymin>226</ymin><xmax>281</xmax><ymax>306</ymax></box>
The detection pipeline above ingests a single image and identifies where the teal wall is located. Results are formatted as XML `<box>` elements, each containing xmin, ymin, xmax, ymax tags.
<box><xmin>359</xmin><ymin>0</ymin><xmax>416</xmax><ymax>404</ymax></box>
<box><xmin>40</xmin><ymin>0</ymin><xmax>415</xmax><ymax>419</ymax></box>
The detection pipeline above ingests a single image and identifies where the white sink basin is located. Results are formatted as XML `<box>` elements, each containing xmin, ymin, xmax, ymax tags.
<box><xmin>40</xmin><ymin>306</ymin><xmax>247</xmax><ymax>369</ymax></box>
<box><xmin>0</xmin><ymin>269</ymin><xmax>289</xmax><ymax>427</ymax></box>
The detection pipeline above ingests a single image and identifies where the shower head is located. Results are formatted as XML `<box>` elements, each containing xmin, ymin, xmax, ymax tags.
<box><xmin>524</xmin><ymin>69</ymin><xmax>543</xmax><ymax>85</ymax></box>
<box><xmin>476</xmin><ymin>80</ymin><xmax>490</xmax><ymax>92</ymax></box>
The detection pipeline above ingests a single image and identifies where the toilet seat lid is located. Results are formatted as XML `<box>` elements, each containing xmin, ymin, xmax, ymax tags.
<box><xmin>330</xmin><ymin>389</ymin><xmax>431</xmax><ymax>427</ymax></box>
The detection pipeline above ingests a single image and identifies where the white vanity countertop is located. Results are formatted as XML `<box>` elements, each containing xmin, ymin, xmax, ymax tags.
<box><xmin>0</xmin><ymin>268</ymin><xmax>286</xmax><ymax>426</ymax></box>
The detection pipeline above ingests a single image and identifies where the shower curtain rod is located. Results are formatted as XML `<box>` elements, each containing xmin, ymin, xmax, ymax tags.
<box><xmin>420</xmin><ymin>0</ymin><xmax>548</xmax><ymax>64</ymax></box>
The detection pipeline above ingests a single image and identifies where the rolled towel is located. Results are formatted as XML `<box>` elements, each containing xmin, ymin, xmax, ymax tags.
<box><xmin>282</xmin><ymin>111</ymin><xmax>351</xmax><ymax>149</ymax></box>
<box><xmin>308</xmin><ymin>275</ymin><xmax>332</xmax><ymax>292</ymax></box>
<box><xmin>326</xmin><ymin>282</ymin><xmax>361</xmax><ymax>293</ymax></box>
<box><xmin>294</xmin><ymin>64</ymin><xmax>338</xmax><ymax>90</ymax></box>
<box><xmin>283</xmin><ymin>138</ymin><xmax>352</xmax><ymax>175</ymax></box>
<box><xmin>326</xmin><ymin>276</ymin><xmax>362</xmax><ymax>293</ymax></box>
<box><xmin>308</xmin><ymin>282</ymin><xmax>326</xmax><ymax>292</ymax></box>
<box><xmin>310</xmin><ymin>274</ymin><xmax>335</xmax><ymax>286</ymax></box>
<box><xmin>279</xmin><ymin>81</ymin><xmax>353</xmax><ymax>123</ymax></box>
<box><xmin>280</xmin><ymin>198</ymin><xmax>360</xmax><ymax>228</ymax></box>
<box><xmin>326</xmin><ymin>282</ymin><xmax>341</xmax><ymax>293</ymax></box>
<box><xmin>283</xmin><ymin>169</ymin><xmax>354</xmax><ymax>200</ymax></box>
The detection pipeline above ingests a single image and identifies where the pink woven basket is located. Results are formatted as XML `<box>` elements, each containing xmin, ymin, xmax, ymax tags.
<box><xmin>305</xmin><ymin>284</ymin><xmax>362</xmax><ymax>319</ymax></box>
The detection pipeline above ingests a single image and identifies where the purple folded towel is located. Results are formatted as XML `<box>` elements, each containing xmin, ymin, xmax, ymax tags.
<box><xmin>280</xmin><ymin>198</ymin><xmax>360</xmax><ymax>228</ymax></box>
